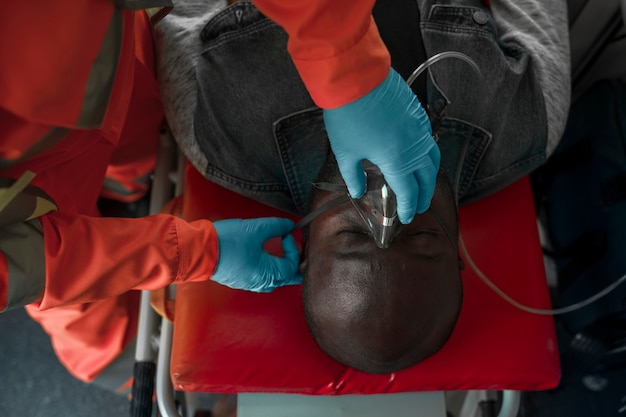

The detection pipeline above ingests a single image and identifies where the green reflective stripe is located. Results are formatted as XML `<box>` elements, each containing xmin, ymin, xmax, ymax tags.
<box><xmin>102</xmin><ymin>172</ymin><xmax>151</xmax><ymax>198</ymax></box>
<box><xmin>0</xmin><ymin>127</ymin><xmax>70</xmax><ymax>171</ymax></box>
<box><xmin>76</xmin><ymin>7</ymin><xmax>123</xmax><ymax>128</ymax></box>
<box><xmin>102</xmin><ymin>177</ymin><xmax>137</xmax><ymax>197</ymax></box>
<box><xmin>0</xmin><ymin>220</ymin><xmax>45</xmax><ymax>312</ymax></box>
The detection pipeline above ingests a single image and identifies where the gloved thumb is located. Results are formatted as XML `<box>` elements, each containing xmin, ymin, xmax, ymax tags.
<box><xmin>278</xmin><ymin>233</ymin><xmax>303</xmax><ymax>285</ymax></box>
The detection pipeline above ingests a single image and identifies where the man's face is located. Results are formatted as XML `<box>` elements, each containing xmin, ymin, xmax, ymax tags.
<box><xmin>302</xmin><ymin>173</ymin><xmax>463</xmax><ymax>373</ymax></box>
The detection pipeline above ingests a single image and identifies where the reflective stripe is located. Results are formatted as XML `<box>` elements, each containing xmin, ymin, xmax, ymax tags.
<box><xmin>0</xmin><ymin>219</ymin><xmax>45</xmax><ymax>312</ymax></box>
<box><xmin>0</xmin><ymin>174</ymin><xmax>57</xmax><ymax>227</ymax></box>
<box><xmin>77</xmin><ymin>3</ymin><xmax>172</xmax><ymax>127</ymax></box>
<box><xmin>101</xmin><ymin>172</ymin><xmax>151</xmax><ymax>202</ymax></box>
<box><xmin>144</xmin><ymin>6</ymin><xmax>173</xmax><ymax>24</ymax></box>
<box><xmin>77</xmin><ymin>7</ymin><xmax>123</xmax><ymax>128</ymax></box>
<box><xmin>0</xmin><ymin>171</ymin><xmax>35</xmax><ymax>212</ymax></box>
<box><xmin>0</xmin><ymin>126</ymin><xmax>70</xmax><ymax>171</ymax></box>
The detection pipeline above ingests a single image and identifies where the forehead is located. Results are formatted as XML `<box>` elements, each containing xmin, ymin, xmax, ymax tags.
<box><xmin>306</xmin><ymin>205</ymin><xmax>458</xmax><ymax>278</ymax></box>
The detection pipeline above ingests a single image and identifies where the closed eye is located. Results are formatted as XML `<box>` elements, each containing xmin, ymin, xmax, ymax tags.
<box><xmin>404</xmin><ymin>229</ymin><xmax>441</xmax><ymax>238</ymax></box>
<box><xmin>338</xmin><ymin>227</ymin><xmax>371</xmax><ymax>236</ymax></box>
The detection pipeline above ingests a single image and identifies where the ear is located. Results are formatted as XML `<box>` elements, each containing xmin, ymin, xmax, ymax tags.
<box><xmin>299</xmin><ymin>238</ymin><xmax>309</xmax><ymax>275</ymax></box>
<box><xmin>299</xmin><ymin>258</ymin><xmax>308</xmax><ymax>275</ymax></box>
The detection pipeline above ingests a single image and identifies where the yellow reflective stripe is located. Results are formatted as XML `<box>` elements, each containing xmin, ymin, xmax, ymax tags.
<box><xmin>0</xmin><ymin>171</ymin><xmax>36</xmax><ymax>213</ymax></box>
<box><xmin>145</xmin><ymin>6</ymin><xmax>173</xmax><ymax>24</ymax></box>
<box><xmin>0</xmin><ymin>172</ymin><xmax>58</xmax><ymax>226</ymax></box>
<box><xmin>25</xmin><ymin>196</ymin><xmax>59</xmax><ymax>222</ymax></box>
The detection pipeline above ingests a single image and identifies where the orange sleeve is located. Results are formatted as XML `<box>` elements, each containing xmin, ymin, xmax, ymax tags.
<box><xmin>35</xmin><ymin>211</ymin><xmax>219</xmax><ymax>310</ymax></box>
<box><xmin>251</xmin><ymin>0</ymin><xmax>391</xmax><ymax>109</ymax></box>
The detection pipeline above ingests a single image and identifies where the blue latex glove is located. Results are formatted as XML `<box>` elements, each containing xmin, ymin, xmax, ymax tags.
<box><xmin>323</xmin><ymin>68</ymin><xmax>440</xmax><ymax>223</ymax></box>
<box><xmin>211</xmin><ymin>217</ymin><xmax>302</xmax><ymax>292</ymax></box>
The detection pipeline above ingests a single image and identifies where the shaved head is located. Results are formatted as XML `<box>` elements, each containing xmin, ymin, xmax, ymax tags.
<box><xmin>302</xmin><ymin>159</ymin><xmax>463</xmax><ymax>373</ymax></box>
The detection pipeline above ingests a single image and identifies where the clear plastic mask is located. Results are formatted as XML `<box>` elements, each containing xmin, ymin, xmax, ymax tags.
<box><xmin>294</xmin><ymin>162</ymin><xmax>403</xmax><ymax>249</ymax></box>
<box><xmin>350</xmin><ymin>163</ymin><xmax>402</xmax><ymax>248</ymax></box>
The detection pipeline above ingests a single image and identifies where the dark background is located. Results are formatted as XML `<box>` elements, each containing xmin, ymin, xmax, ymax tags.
<box><xmin>0</xmin><ymin>307</ymin><xmax>129</xmax><ymax>417</ymax></box>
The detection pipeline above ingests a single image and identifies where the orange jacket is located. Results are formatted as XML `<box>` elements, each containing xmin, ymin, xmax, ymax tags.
<box><xmin>0</xmin><ymin>3</ymin><xmax>216</xmax><ymax>382</ymax></box>
<box><xmin>251</xmin><ymin>0</ymin><xmax>391</xmax><ymax>109</ymax></box>
<box><xmin>0</xmin><ymin>2</ymin><xmax>132</xmax><ymax>166</ymax></box>
<box><xmin>0</xmin><ymin>3</ymin><xmax>218</xmax><ymax>311</ymax></box>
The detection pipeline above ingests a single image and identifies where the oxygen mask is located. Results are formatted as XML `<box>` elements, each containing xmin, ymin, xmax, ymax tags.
<box><xmin>349</xmin><ymin>163</ymin><xmax>402</xmax><ymax>248</ymax></box>
<box><xmin>294</xmin><ymin>162</ymin><xmax>403</xmax><ymax>249</ymax></box>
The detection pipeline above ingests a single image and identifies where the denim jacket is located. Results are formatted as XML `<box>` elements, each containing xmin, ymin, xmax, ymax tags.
<box><xmin>193</xmin><ymin>0</ymin><xmax>551</xmax><ymax>216</ymax></box>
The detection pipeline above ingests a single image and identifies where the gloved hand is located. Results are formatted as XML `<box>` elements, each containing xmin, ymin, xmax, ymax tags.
<box><xmin>323</xmin><ymin>68</ymin><xmax>440</xmax><ymax>224</ymax></box>
<box><xmin>211</xmin><ymin>217</ymin><xmax>302</xmax><ymax>292</ymax></box>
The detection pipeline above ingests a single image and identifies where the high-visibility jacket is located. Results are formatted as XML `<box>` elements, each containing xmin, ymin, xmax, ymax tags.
<box><xmin>0</xmin><ymin>2</ymin><xmax>218</xmax><ymax>383</ymax></box>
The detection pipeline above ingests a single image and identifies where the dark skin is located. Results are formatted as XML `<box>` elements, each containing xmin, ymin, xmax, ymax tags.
<box><xmin>301</xmin><ymin>175</ymin><xmax>464</xmax><ymax>374</ymax></box>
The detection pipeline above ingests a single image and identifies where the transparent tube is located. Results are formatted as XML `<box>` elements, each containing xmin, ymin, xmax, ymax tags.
<box><xmin>414</xmin><ymin>51</ymin><xmax>626</xmax><ymax>315</ymax></box>
<box><xmin>406</xmin><ymin>51</ymin><xmax>482</xmax><ymax>87</ymax></box>
<box><xmin>459</xmin><ymin>231</ymin><xmax>626</xmax><ymax>315</ymax></box>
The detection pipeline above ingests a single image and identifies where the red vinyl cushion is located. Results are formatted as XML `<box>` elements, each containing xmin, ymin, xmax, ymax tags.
<box><xmin>170</xmin><ymin>163</ymin><xmax>560</xmax><ymax>394</ymax></box>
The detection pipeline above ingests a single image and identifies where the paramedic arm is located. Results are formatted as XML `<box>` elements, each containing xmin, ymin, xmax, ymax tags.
<box><xmin>489</xmin><ymin>0</ymin><xmax>570</xmax><ymax>156</ymax></box>
<box><xmin>251</xmin><ymin>0</ymin><xmax>438</xmax><ymax>223</ymax></box>
<box><xmin>0</xmin><ymin>212</ymin><xmax>301</xmax><ymax>312</ymax></box>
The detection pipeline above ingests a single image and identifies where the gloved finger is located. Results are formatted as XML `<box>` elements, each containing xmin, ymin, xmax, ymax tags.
<box><xmin>255</xmin><ymin>271</ymin><xmax>302</xmax><ymax>293</ymax></box>
<box><xmin>258</xmin><ymin>235</ymin><xmax>302</xmax><ymax>292</ymax></box>
<box><xmin>256</xmin><ymin>261</ymin><xmax>301</xmax><ymax>293</ymax></box>
<box><xmin>415</xmin><ymin>146</ymin><xmax>441</xmax><ymax>214</ymax></box>
<box><xmin>251</xmin><ymin>217</ymin><xmax>296</xmax><ymax>241</ymax></box>
<box><xmin>429</xmin><ymin>141</ymin><xmax>442</xmax><ymax>167</ymax></box>
<box><xmin>280</xmin><ymin>233</ymin><xmax>301</xmax><ymax>269</ymax></box>
<box><xmin>386</xmin><ymin>174</ymin><xmax>419</xmax><ymax>224</ymax></box>
<box><xmin>336</xmin><ymin>158</ymin><xmax>366</xmax><ymax>199</ymax></box>
<box><xmin>278</xmin><ymin>272</ymin><xmax>303</xmax><ymax>287</ymax></box>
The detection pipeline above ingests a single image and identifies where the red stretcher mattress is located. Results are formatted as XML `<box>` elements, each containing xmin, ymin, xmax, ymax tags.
<box><xmin>170</xmin><ymin>163</ymin><xmax>560</xmax><ymax>394</ymax></box>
